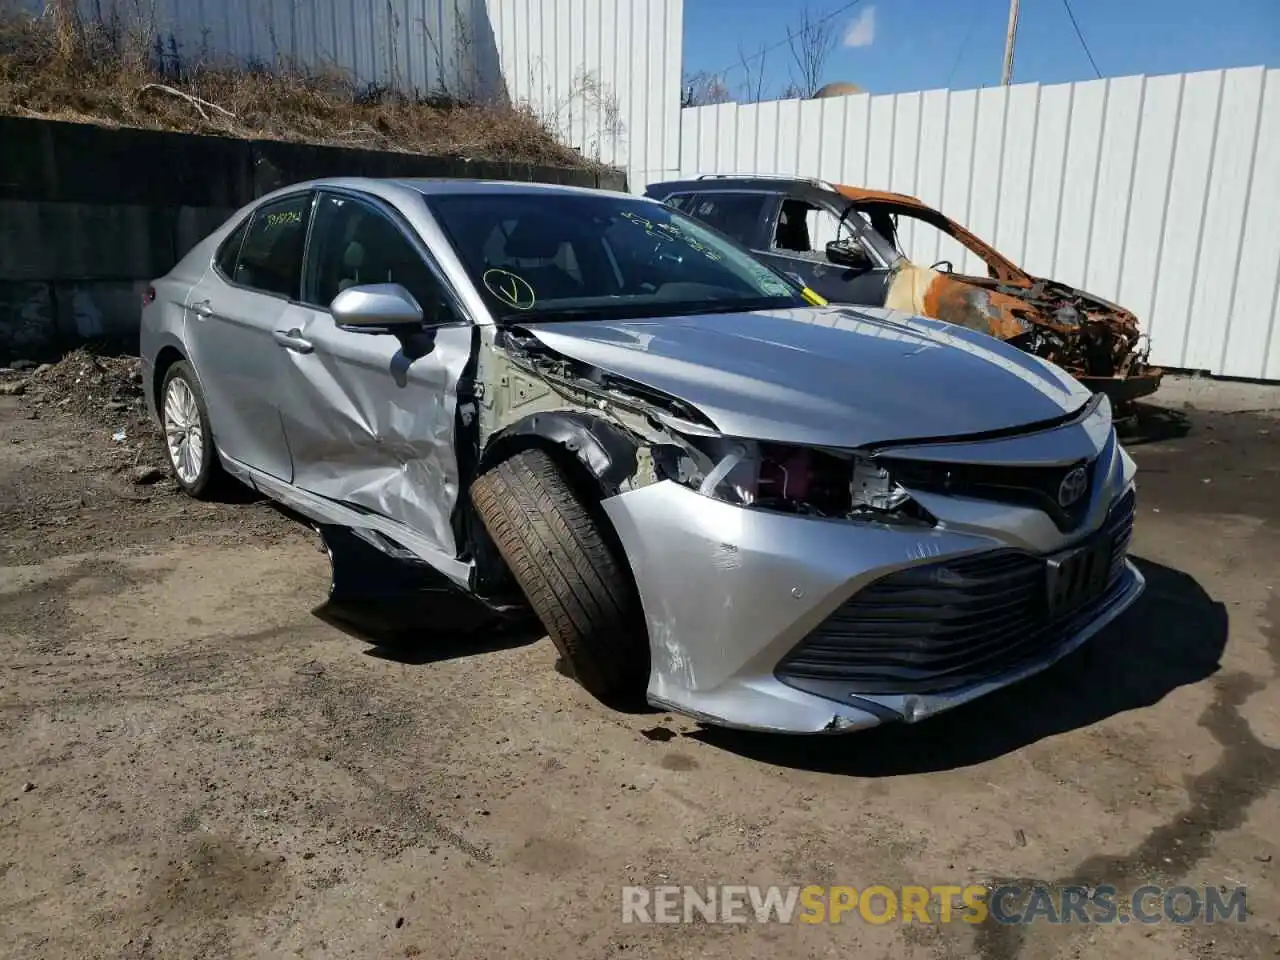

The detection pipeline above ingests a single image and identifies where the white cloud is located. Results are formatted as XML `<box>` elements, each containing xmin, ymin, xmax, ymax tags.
<box><xmin>843</xmin><ymin>6</ymin><xmax>876</xmax><ymax>48</ymax></box>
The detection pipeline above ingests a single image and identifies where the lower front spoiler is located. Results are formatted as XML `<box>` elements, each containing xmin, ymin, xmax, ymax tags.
<box><xmin>1078</xmin><ymin>369</ymin><xmax>1164</xmax><ymax>407</ymax></box>
<box><xmin>650</xmin><ymin>561</ymin><xmax>1146</xmax><ymax>734</ymax></box>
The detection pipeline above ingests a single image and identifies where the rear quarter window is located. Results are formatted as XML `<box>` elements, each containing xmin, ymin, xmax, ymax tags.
<box><xmin>214</xmin><ymin>219</ymin><xmax>248</xmax><ymax>278</ymax></box>
<box><xmin>686</xmin><ymin>193</ymin><xmax>768</xmax><ymax>246</ymax></box>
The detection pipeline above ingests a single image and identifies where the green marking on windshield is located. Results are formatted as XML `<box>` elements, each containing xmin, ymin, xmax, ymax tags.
<box><xmin>619</xmin><ymin>210</ymin><xmax>724</xmax><ymax>263</ymax></box>
<box><xmin>482</xmin><ymin>268</ymin><xmax>536</xmax><ymax>310</ymax></box>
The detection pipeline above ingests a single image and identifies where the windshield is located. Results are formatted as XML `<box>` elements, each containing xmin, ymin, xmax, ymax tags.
<box><xmin>427</xmin><ymin>191</ymin><xmax>807</xmax><ymax>322</ymax></box>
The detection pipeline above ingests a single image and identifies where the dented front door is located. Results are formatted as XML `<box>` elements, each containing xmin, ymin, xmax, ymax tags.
<box><xmin>270</xmin><ymin>191</ymin><xmax>474</xmax><ymax>559</ymax></box>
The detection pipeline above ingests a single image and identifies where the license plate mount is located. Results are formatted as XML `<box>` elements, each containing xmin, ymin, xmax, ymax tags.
<box><xmin>1046</xmin><ymin>535</ymin><xmax>1112</xmax><ymax>617</ymax></box>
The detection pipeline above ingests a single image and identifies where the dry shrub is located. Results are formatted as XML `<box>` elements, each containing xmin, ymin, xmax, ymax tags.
<box><xmin>0</xmin><ymin>3</ymin><xmax>598</xmax><ymax>168</ymax></box>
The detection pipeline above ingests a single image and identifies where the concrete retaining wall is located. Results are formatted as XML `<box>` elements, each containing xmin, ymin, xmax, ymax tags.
<box><xmin>0</xmin><ymin>116</ymin><xmax>626</xmax><ymax>363</ymax></box>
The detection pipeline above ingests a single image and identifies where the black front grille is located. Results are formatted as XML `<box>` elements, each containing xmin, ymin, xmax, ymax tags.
<box><xmin>877</xmin><ymin>456</ymin><xmax>1097</xmax><ymax>531</ymax></box>
<box><xmin>775</xmin><ymin>489</ymin><xmax>1136</xmax><ymax>697</ymax></box>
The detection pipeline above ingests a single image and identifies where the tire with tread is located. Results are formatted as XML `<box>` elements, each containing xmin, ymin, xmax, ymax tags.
<box><xmin>160</xmin><ymin>360</ymin><xmax>227</xmax><ymax>500</ymax></box>
<box><xmin>470</xmin><ymin>448</ymin><xmax>649</xmax><ymax>701</ymax></box>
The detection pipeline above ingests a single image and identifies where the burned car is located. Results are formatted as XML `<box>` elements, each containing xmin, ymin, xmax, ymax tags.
<box><xmin>141</xmin><ymin>178</ymin><xmax>1143</xmax><ymax>734</ymax></box>
<box><xmin>645</xmin><ymin>175</ymin><xmax>1163</xmax><ymax>408</ymax></box>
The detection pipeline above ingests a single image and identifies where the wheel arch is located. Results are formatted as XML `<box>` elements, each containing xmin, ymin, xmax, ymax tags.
<box><xmin>476</xmin><ymin>411</ymin><xmax>641</xmax><ymax>503</ymax></box>
<box><xmin>151</xmin><ymin>344</ymin><xmax>187</xmax><ymax>417</ymax></box>
<box><xmin>467</xmin><ymin>411</ymin><xmax>643</xmax><ymax>600</ymax></box>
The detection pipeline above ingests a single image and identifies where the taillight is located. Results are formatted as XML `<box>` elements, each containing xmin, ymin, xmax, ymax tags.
<box><xmin>142</xmin><ymin>285</ymin><xmax>156</xmax><ymax>306</ymax></box>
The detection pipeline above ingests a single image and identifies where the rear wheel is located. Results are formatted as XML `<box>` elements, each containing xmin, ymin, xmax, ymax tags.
<box><xmin>470</xmin><ymin>448</ymin><xmax>649</xmax><ymax>702</ymax></box>
<box><xmin>160</xmin><ymin>361</ymin><xmax>225</xmax><ymax>499</ymax></box>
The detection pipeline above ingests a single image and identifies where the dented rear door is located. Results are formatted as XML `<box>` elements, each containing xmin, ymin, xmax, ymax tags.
<box><xmin>271</xmin><ymin>190</ymin><xmax>474</xmax><ymax>560</ymax></box>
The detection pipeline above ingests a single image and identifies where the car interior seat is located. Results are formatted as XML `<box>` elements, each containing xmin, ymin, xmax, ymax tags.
<box><xmin>776</xmin><ymin>201</ymin><xmax>812</xmax><ymax>253</ymax></box>
<box><xmin>337</xmin><ymin>241</ymin><xmax>366</xmax><ymax>292</ymax></box>
<box><xmin>499</xmin><ymin>219</ymin><xmax>585</xmax><ymax>300</ymax></box>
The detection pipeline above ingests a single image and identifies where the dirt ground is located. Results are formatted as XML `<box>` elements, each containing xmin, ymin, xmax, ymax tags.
<box><xmin>0</xmin><ymin>366</ymin><xmax>1277</xmax><ymax>960</ymax></box>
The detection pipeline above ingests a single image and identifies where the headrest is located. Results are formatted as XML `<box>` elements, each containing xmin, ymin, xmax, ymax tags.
<box><xmin>504</xmin><ymin>219</ymin><xmax>564</xmax><ymax>259</ymax></box>
<box><xmin>343</xmin><ymin>241</ymin><xmax>365</xmax><ymax>270</ymax></box>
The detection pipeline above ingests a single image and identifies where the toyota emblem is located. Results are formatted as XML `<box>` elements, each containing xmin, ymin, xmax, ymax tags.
<box><xmin>1057</xmin><ymin>466</ymin><xmax>1089</xmax><ymax>508</ymax></box>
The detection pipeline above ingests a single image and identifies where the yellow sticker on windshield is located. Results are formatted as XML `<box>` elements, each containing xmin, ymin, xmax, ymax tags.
<box><xmin>801</xmin><ymin>287</ymin><xmax>828</xmax><ymax>306</ymax></box>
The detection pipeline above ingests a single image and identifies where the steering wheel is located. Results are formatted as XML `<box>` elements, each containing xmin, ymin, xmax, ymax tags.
<box><xmin>930</xmin><ymin>260</ymin><xmax>954</xmax><ymax>273</ymax></box>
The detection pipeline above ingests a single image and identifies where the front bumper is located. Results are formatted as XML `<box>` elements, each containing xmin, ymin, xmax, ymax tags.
<box><xmin>602</xmin><ymin>455</ymin><xmax>1143</xmax><ymax>734</ymax></box>
<box><xmin>1078</xmin><ymin>369</ymin><xmax>1164</xmax><ymax>407</ymax></box>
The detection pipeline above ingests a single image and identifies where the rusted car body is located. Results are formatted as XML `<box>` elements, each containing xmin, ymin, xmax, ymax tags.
<box><xmin>841</xmin><ymin>186</ymin><xmax>1163</xmax><ymax>406</ymax></box>
<box><xmin>645</xmin><ymin>176</ymin><xmax>1163</xmax><ymax>407</ymax></box>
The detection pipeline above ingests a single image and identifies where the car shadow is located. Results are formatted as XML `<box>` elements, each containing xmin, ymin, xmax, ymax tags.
<box><xmin>687</xmin><ymin>556</ymin><xmax>1227</xmax><ymax>775</ymax></box>
<box><xmin>319</xmin><ymin>604</ymin><xmax>543</xmax><ymax>665</ymax></box>
<box><xmin>220</xmin><ymin>479</ymin><xmax>271</xmax><ymax>504</ymax></box>
<box><xmin>1115</xmin><ymin>402</ymin><xmax>1193</xmax><ymax>446</ymax></box>
<box><xmin>308</xmin><ymin>523</ymin><xmax>543</xmax><ymax>664</ymax></box>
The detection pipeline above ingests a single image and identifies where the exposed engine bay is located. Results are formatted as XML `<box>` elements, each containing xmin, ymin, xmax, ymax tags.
<box><xmin>470</xmin><ymin>322</ymin><xmax>974</xmax><ymax>555</ymax></box>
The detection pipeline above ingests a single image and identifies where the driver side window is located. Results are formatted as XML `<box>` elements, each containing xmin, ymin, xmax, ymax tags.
<box><xmin>773</xmin><ymin>199</ymin><xmax>845</xmax><ymax>260</ymax></box>
<box><xmin>774</xmin><ymin>198</ymin><xmax>876</xmax><ymax>271</ymax></box>
<box><xmin>891</xmin><ymin>214</ymin><xmax>978</xmax><ymax>276</ymax></box>
<box><xmin>304</xmin><ymin>193</ymin><xmax>455</xmax><ymax>322</ymax></box>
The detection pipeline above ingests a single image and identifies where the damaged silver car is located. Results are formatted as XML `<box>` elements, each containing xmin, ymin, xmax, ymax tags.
<box><xmin>141</xmin><ymin>178</ymin><xmax>1144</xmax><ymax>734</ymax></box>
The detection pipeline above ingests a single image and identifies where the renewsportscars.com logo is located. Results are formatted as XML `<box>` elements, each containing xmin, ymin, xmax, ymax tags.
<box><xmin>621</xmin><ymin>884</ymin><xmax>1249</xmax><ymax>925</ymax></box>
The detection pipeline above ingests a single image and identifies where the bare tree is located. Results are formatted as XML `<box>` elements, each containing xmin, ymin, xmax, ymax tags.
<box><xmin>736</xmin><ymin>42</ymin><xmax>769</xmax><ymax>103</ymax></box>
<box><xmin>680</xmin><ymin>70</ymin><xmax>732</xmax><ymax>107</ymax></box>
<box><xmin>785</xmin><ymin>4</ymin><xmax>838</xmax><ymax>98</ymax></box>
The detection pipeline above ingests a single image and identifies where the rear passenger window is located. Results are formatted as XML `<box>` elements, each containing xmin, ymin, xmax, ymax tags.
<box><xmin>662</xmin><ymin>193</ymin><xmax>696</xmax><ymax>211</ymax></box>
<box><xmin>233</xmin><ymin>194</ymin><xmax>311</xmax><ymax>298</ymax></box>
<box><xmin>687</xmin><ymin>193</ymin><xmax>767</xmax><ymax>245</ymax></box>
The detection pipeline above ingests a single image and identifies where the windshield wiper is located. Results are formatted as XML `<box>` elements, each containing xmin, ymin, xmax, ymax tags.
<box><xmin>509</xmin><ymin>308</ymin><xmax>605</xmax><ymax>324</ymax></box>
<box><xmin>503</xmin><ymin>297</ymin><xmax>798</xmax><ymax>325</ymax></box>
<box><xmin>689</xmin><ymin>299</ymin><xmax>796</xmax><ymax>315</ymax></box>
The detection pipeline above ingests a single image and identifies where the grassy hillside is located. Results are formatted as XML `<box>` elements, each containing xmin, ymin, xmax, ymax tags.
<box><xmin>0</xmin><ymin>4</ymin><xmax>596</xmax><ymax>167</ymax></box>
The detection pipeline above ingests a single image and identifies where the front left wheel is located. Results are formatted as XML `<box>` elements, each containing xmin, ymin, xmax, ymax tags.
<box><xmin>469</xmin><ymin>448</ymin><xmax>650</xmax><ymax>702</ymax></box>
<box><xmin>160</xmin><ymin>360</ymin><xmax>225</xmax><ymax>499</ymax></box>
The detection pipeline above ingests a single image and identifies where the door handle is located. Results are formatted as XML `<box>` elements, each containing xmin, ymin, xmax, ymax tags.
<box><xmin>272</xmin><ymin>329</ymin><xmax>314</xmax><ymax>354</ymax></box>
<box><xmin>191</xmin><ymin>299</ymin><xmax>213</xmax><ymax>318</ymax></box>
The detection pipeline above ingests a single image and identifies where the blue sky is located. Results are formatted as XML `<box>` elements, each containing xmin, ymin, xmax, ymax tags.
<box><xmin>681</xmin><ymin>0</ymin><xmax>1280</xmax><ymax>98</ymax></box>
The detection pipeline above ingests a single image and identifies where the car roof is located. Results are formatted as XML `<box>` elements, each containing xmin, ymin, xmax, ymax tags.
<box><xmin>832</xmin><ymin>184</ymin><xmax>934</xmax><ymax>211</ymax></box>
<box><xmin>260</xmin><ymin>175</ymin><xmax>637</xmax><ymax>202</ymax></box>
<box><xmin>648</xmin><ymin>175</ymin><xmax>935</xmax><ymax>212</ymax></box>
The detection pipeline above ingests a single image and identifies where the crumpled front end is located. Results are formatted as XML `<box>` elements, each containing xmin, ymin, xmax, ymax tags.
<box><xmin>600</xmin><ymin>398</ymin><xmax>1144</xmax><ymax>733</ymax></box>
<box><xmin>884</xmin><ymin>261</ymin><xmax>1162</xmax><ymax>406</ymax></box>
<box><xmin>470</xmin><ymin>311</ymin><xmax>1146</xmax><ymax>733</ymax></box>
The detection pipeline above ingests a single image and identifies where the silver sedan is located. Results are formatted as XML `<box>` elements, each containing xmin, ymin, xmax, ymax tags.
<box><xmin>140</xmin><ymin>178</ymin><xmax>1143</xmax><ymax>734</ymax></box>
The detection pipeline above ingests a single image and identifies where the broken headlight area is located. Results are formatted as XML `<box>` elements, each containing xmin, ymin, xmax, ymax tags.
<box><xmin>652</xmin><ymin>437</ymin><xmax>936</xmax><ymax>526</ymax></box>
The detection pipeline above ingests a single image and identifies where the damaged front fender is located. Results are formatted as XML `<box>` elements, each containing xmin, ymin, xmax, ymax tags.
<box><xmin>885</xmin><ymin>261</ymin><xmax>1034</xmax><ymax>340</ymax></box>
<box><xmin>479</xmin><ymin>410</ymin><xmax>642</xmax><ymax>495</ymax></box>
<box><xmin>883</xmin><ymin>260</ymin><xmax>1162</xmax><ymax>405</ymax></box>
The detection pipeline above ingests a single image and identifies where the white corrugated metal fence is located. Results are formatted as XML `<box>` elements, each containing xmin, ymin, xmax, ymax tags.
<box><xmin>486</xmin><ymin>0</ymin><xmax>681</xmax><ymax>187</ymax></box>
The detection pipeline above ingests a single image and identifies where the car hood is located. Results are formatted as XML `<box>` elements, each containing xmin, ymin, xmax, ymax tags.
<box><xmin>519</xmin><ymin>305</ymin><xmax>1094</xmax><ymax>449</ymax></box>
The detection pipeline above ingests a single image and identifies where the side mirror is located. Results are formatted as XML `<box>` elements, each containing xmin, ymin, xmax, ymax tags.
<box><xmin>330</xmin><ymin>283</ymin><xmax>424</xmax><ymax>330</ymax></box>
<box><xmin>825</xmin><ymin>241</ymin><xmax>871</xmax><ymax>270</ymax></box>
